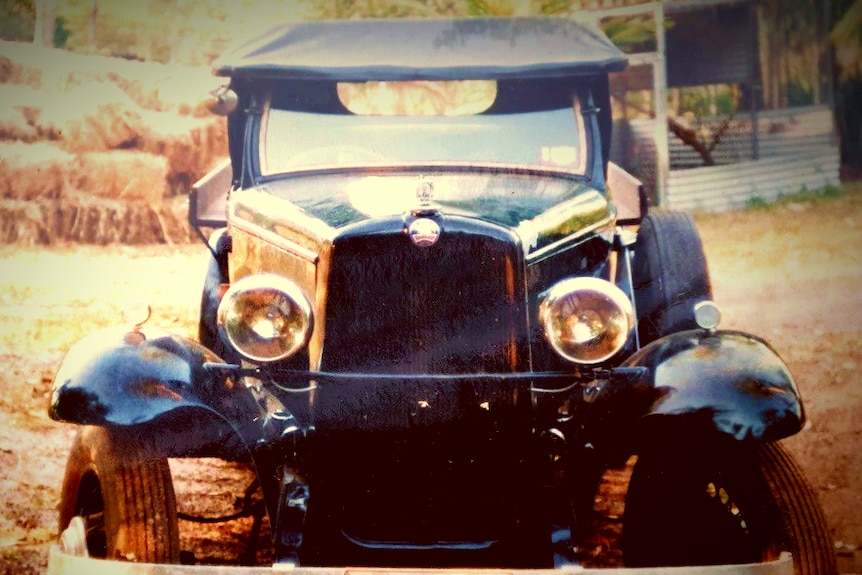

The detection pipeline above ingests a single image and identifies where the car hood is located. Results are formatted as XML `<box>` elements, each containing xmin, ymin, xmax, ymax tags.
<box><xmin>257</xmin><ymin>168</ymin><xmax>614</xmax><ymax>254</ymax></box>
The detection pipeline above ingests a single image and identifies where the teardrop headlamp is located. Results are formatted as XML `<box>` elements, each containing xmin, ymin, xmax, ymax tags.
<box><xmin>539</xmin><ymin>277</ymin><xmax>634</xmax><ymax>365</ymax></box>
<box><xmin>217</xmin><ymin>274</ymin><xmax>313</xmax><ymax>363</ymax></box>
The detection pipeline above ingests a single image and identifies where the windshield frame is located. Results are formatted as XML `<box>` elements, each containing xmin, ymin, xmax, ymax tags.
<box><xmin>251</xmin><ymin>80</ymin><xmax>600</xmax><ymax>186</ymax></box>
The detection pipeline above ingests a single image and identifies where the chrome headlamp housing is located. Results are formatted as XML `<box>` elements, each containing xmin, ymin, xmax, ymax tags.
<box><xmin>539</xmin><ymin>277</ymin><xmax>635</xmax><ymax>365</ymax></box>
<box><xmin>217</xmin><ymin>274</ymin><xmax>313</xmax><ymax>363</ymax></box>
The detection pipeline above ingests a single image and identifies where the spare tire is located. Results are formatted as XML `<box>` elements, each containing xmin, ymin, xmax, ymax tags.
<box><xmin>633</xmin><ymin>211</ymin><xmax>712</xmax><ymax>345</ymax></box>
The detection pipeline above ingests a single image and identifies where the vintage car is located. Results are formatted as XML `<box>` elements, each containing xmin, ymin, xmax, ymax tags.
<box><xmin>48</xmin><ymin>16</ymin><xmax>836</xmax><ymax>575</ymax></box>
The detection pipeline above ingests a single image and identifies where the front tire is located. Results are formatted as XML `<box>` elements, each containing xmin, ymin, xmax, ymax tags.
<box><xmin>623</xmin><ymin>437</ymin><xmax>836</xmax><ymax>574</ymax></box>
<box><xmin>58</xmin><ymin>426</ymin><xmax>180</xmax><ymax>562</ymax></box>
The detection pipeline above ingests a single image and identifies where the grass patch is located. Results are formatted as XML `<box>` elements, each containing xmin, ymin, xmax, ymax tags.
<box><xmin>744</xmin><ymin>195</ymin><xmax>771</xmax><ymax>211</ymax></box>
<box><xmin>743</xmin><ymin>183</ymin><xmax>847</xmax><ymax>212</ymax></box>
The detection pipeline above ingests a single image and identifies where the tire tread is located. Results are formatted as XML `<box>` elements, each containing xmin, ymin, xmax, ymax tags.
<box><xmin>634</xmin><ymin>210</ymin><xmax>712</xmax><ymax>344</ymax></box>
<box><xmin>58</xmin><ymin>426</ymin><xmax>180</xmax><ymax>563</ymax></box>
<box><xmin>757</xmin><ymin>443</ymin><xmax>837</xmax><ymax>575</ymax></box>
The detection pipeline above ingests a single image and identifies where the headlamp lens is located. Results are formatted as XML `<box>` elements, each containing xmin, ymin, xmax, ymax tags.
<box><xmin>217</xmin><ymin>275</ymin><xmax>312</xmax><ymax>363</ymax></box>
<box><xmin>540</xmin><ymin>277</ymin><xmax>634</xmax><ymax>364</ymax></box>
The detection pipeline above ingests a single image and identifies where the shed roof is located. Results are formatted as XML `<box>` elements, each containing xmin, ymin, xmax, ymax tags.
<box><xmin>213</xmin><ymin>17</ymin><xmax>628</xmax><ymax>81</ymax></box>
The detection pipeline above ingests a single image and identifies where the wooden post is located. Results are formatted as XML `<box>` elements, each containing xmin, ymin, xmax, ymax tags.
<box><xmin>652</xmin><ymin>2</ymin><xmax>669</xmax><ymax>207</ymax></box>
<box><xmin>572</xmin><ymin>2</ymin><xmax>669</xmax><ymax>207</ymax></box>
<box><xmin>749</xmin><ymin>1</ymin><xmax>760</xmax><ymax>161</ymax></box>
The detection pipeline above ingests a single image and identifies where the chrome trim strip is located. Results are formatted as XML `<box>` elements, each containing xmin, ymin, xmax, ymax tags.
<box><xmin>525</xmin><ymin>213</ymin><xmax>616</xmax><ymax>265</ymax></box>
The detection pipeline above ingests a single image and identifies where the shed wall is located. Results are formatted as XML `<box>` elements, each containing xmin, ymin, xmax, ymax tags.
<box><xmin>610</xmin><ymin>106</ymin><xmax>839</xmax><ymax>211</ymax></box>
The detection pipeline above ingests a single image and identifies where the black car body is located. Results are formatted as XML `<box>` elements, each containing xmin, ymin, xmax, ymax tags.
<box><xmin>48</xmin><ymin>17</ymin><xmax>835</xmax><ymax>575</ymax></box>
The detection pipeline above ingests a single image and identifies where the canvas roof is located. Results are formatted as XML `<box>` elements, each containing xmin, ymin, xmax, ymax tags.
<box><xmin>213</xmin><ymin>17</ymin><xmax>628</xmax><ymax>81</ymax></box>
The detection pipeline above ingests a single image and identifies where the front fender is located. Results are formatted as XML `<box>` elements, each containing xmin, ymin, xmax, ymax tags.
<box><xmin>49</xmin><ymin>325</ymin><xmax>261</xmax><ymax>430</ymax></box>
<box><xmin>623</xmin><ymin>330</ymin><xmax>805</xmax><ymax>441</ymax></box>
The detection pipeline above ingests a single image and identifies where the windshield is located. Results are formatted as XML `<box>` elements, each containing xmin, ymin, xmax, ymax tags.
<box><xmin>260</xmin><ymin>82</ymin><xmax>588</xmax><ymax>176</ymax></box>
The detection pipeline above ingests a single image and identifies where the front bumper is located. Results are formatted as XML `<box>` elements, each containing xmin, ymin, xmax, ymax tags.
<box><xmin>47</xmin><ymin>545</ymin><xmax>794</xmax><ymax>575</ymax></box>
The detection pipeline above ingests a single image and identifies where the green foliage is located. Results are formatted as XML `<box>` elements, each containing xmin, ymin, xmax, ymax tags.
<box><xmin>818</xmin><ymin>184</ymin><xmax>844</xmax><ymax>199</ymax></box>
<box><xmin>744</xmin><ymin>196</ymin><xmax>770</xmax><ymax>211</ymax></box>
<box><xmin>599</xmin><ymin>15</ymin><xmax>656</xmax><ymax>53</ymax></box>
<box><xmin>679</xmin><ymin>85</ymin><xmax>738</xmax><ymax>118</ymax></box>
<box><xmin>465</xmin><ymin>0</ymin><xmax>494</xmax><ymax>16</ymax></box>
<box><xmin>785</xmin><ymin>81</ymin><xmax>814</xmax><ymax>107</ymax></box>
<box><xmin>52</xmin><ymin>16</ymin><xmax>70</xmax><ymax>48</ymax></box>
<box><xmin>533</xmin><ymin>0</ymin><xmax>573</xmax><ymax>16</ymax></box>
<box><xmin>299</xmin><ymin>0</ymin><xmax>457</xmax><ymax>18</ymax></box>
<box><xmin>745</xmin><ymin>185</ymin><xmax>845</xmax><ymax>212</ymax></box>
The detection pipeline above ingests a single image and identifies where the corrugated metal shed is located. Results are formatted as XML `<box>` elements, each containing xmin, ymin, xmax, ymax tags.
<box><xmin>599</xmin><ymin>0</ymin><xmax>837</xmax><ymax>211</ymax></box>
<box><xmin>611</xmin><ymin>106</ymin><xmax>840</xmax><ymax>210</ymax></box>
<box><xmin>624</xmin><ymin>106</ymin><xmax>836</xmax><ymax>168</ymax></box>
<box><xmin>665</xmin><ymin>149</ymin><xmax>840</xmax><ymax>212</ymax></box>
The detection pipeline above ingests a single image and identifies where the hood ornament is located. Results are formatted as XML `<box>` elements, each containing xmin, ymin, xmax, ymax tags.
<box><xmin>408</xmin><ymin>175</ymin><xmax>441</xmax><ymax>247</ymax></box>
<box><xmin>417</xmin><ymin>176</ymin><xmax>434</xmax><ymax>208</ymax></box>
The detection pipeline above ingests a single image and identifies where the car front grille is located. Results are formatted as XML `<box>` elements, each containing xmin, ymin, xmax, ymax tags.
<box><xmin>320</xmin><ymin>216</ymin><xmax>527</xmax><ymax>375</ymax></box>
<box><xmin>308</xmin><ymin>217</ymin><xmax>535</xmax><ymax>551</ymax></box>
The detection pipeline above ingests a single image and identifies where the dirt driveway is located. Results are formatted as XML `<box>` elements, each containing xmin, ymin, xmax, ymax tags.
<box><xmin>697</xmin><ymin>189</ymin><xmax>862</xmax><ymax>574</ymax></box>
<box><xmin>0</xmin><ymin>187</ymin><xmax>860</xmax><ymax>574</ymax></box>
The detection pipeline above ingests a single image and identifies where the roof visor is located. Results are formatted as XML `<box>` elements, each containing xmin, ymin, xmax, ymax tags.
<box><xmin>213</xmin><ymin>17</ymin><xmax>628</xmax><ymax>81</ymax></box>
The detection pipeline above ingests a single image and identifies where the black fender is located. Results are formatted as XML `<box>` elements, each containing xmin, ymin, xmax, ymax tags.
<box><xmin>622</xmin><ymin>329</ymin><xmax>805</xmax><ymax>442</ymax></box>
<box><xmin>199</xmin><ymin>227</ymin><xmax>230</xmax><ymax>351</ymax></box>
<box><xmin>49</xmin><ymin>325</ymin><xmax>267</xmax><ymax>457</ymax></box>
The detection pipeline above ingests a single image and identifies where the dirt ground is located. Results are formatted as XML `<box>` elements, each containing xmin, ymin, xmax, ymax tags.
<box><xmin>0</xmin><ymin>186</ymin><xmax>860</xmax><ymax>574</ymax></box>
<box><xmin>698</xmin><ymin>189</ymin><xmax>862</xmax><ymax>574</ymax></box>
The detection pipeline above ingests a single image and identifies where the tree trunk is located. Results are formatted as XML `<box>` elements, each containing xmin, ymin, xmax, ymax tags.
<box><xmin>33</xmin><ymin>0</ymin><xmax>56</xmax><ymax>47</ymax></box>
<box><xmin>88</xmin><ymin>0</ymin><xmax>99</xmax><ymax>50</ymax></box>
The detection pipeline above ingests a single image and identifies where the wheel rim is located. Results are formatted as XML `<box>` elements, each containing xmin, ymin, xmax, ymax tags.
<box><xmin>75</xmin><ymin>472</ymin><xmax>108</xmax><ymax>558</ymax></box>
<box><xmin>696</xmin><ymin>475</ymin><xmax>767</xmax><ymax>564</ymax></box>
<box><xmin>625</xmin><ymin>440</ymin><xmax>836</xmax><ymax>574</ymax></box>
<box><xmin>705</xmin><ymin>480</ymin><xmax>751</xmax><ymax>536</ymax></box>
<box><xmin>624</xmin><ymin>442</ymin><xmax>782</xmax><ymax>568</ymax></box>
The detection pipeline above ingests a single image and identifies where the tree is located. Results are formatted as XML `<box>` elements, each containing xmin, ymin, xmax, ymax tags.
<box><xmin>831</xmin><ymin>0</ymin><xmax>861</xmax><ymax>81</ymax></box>
<box><xmin>831</xmin><ymin>0</ymin><xmax>862</xmax><ymax>170</ymax></box>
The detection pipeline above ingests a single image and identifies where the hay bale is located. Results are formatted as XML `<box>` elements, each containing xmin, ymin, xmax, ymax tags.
<box><xmin>34</xmin><ymin>83</ymin><xmax>147</xmax><ymax>152</ymax></box>
<box><xmin>0</xmin><ymin>143</ymin><xmax>170</xmax><ymax>204</ymax></box>
<box><xmin>1</xmin><ymin>40</ymin><xmax>219</xmax><ymax>116</ymax></box>
<box><xmin>0</xmin><ymin>142</ymin><xmax>72</xmax><ymax>200</ymax></box>
<box><xmin>75</xmin><ymin>69</ymin><xmax>221</xmax><ymax>117</ymax></box>
<box><xmin>142</xmin><ymin>111</ymin><xmax>227</xmax><ymax>194</ymax></box>
<box><xmin>148</xmin><ymin>71</ymin><xmax>224</xmax><ymax>117</ymax></box>
<box><xmin>0</xmin><ymin>51</ymin><xmax>42</xmax><ymax>88</ymax></box>
<box><xmin>52</xmin><ymin>198</ymin><xmax>160</xmax><ymax>243</ymax></box>
<box><xmin>0</xmin><ymin>85</ymin><xmax>55</xmax><ymax>142</ymax></box>
<box><xmin>0</xmin><ymin>200</ymin><xmax>51</xmax><ymax>245</ymax></box>
<box><xmin>0</xmin><ymin>54</ymin><xmax>18</xmax><ymax>83</ymax></box>
<box><xmin>0</xmin><ymin>196</ymin><xmax>195</xmax><ymax>245</ymax></box>
<box><xmin>0</xmin><ymin>103</ymin><xmax>38</xmax><ymax>142</ymax></box>
<box><xmin>69</xmin><ymin>150</ymin><xmax>169</xmax><ymax>204</ymax></box>
<box><xmin>55</xmin><ymin>197</ymin><xmax>193</xmax><ymax>244</ymax></box>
